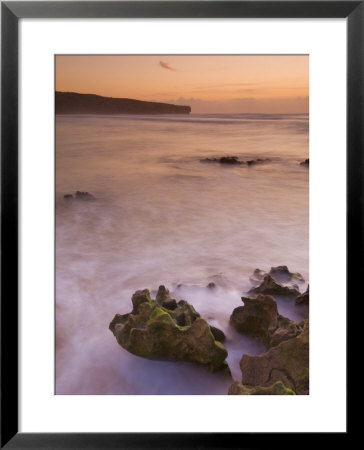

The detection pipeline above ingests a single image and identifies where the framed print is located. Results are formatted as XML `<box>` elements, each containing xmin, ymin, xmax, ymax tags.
<box><xmin>1</xmin><ymin>1</ymin><xmax>357</xmax><ymax>447</ymax></box>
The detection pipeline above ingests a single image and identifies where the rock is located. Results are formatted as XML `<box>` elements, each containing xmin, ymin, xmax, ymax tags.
<box><xmin>200</xmin><ymin>157</ymin><xmax>270</xmax><ymax>166</ymax></box>
<box><xmin>64</xmin><ymin>194</ymin><xmax>73</xmax><ymax>200</ymax></box>
<box><xmin>219</xmin><ymin>156</ymin><xmax>242</xmax><ymax>165</ymax></box>
<box><xmin>230</xmin><ymin>294</ymin><xmax>300</xmax><ymax>348</ymax></box>
<box><xmin>131</xmin><ymin>289</ymin><xmax>152</xmax><ymax>314</ymax></box>
<box><xmin>300</xmin><ymin>159</ymin><xmax>309</xmax><ymax>166</ymax></box>
<box><xmin>269</xmin><ymin>265</ymin><xmax>305</xmax><ymax>283</ymax></box>
<box><xmin>228</xmin><ymin>380</ymin><xmax>295</xmax><ymax>395</ymax></box>
<box><xmin>230</xmin><ymin>295</ymin><xmax>278</xmax><ymax>347</ymax></box>
<box><xmin>207</xmin><ymin>282</ymin><xmax>217</xmax><ymax>290</ymax></box>
<box><xmin>249</xmin><ymin>268</ymin><xmax>266</xmax><ymax>284</ymax></box>
<box><xmin>155</xmin><ymin>285</ymin><xmax>178</xmax><ymax>310</ymax></box>
<box><xmin>249</xmin><ymin>266</ymin><xmax>304</xmax><ymax>285</ymax></box>
<box><xmin>246</xmin><ymin>158</ymin><xmax>270</xmax><ymax>166</ymax></box>
<box><xmin>110</xmin><ymin>288</ymin><xmax>228</xmax><ymax>371</ymax></box>
<box><xmin>249</xmin><ymin>274</ymin><xmax>301</xmax><ymax>297</ymax></box>
<box><xmin>296</xmin><ymin>285</ymin><xmax>309</xmax><ymax>306</ymax></box>
<box><xmin>269</xmin><ymin>315</ymin><xmax>301</xmax><ymax>348</ymax></box>
<box><xmin>240</xmin><ymin>319</ymin><xmax>309</xmax><ymax>394</ymax></box>
<box><xmin>200</xmin><ymin>156</ymin><xmax>243</xmax><ymax>165</ymax></box>
<box><xmin>75</xmin><ymin>191</ymin><xmax>95</xmax><ymax>201</ymax></box>
<box><xmin>210</xmin><ymin>326</ymin><xmax>226</xmax><ymax>343</ymax></box>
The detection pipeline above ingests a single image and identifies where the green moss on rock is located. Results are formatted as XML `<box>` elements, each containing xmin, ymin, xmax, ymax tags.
<box><xmin>109</xmin><ymin>287</ymin><xmax>228</xmax><ymax>371</ymax></box>
<box><xmin>228</xmin><ymin>380</ymin><xmax>296</xmax><ymax>395</ymax></box>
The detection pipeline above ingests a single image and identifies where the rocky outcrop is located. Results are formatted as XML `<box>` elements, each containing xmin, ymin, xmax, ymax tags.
<box><xmin>250</xmin><ymin>265</ymin><xmax>304</xmax><ymax>285</ymax></box>
<box><xmin>228</xmin><ymin>380</ymin><xmax>295</xmax><ymax>395</ymax></box>
<box><xmin>296</xmin><ymin>285</ymin><xmax>309</xmax><ymax>306</ymax></box>
<box><xmin>230</xmin><ymin>294</ymin><xmax>301</xmax><ymax>348</ymax></box>
<box><xmin>240</xmin><ymin>319</ymin><xmax>309</xmax><ymax>394</ymax></box>
<box><xmin>109</xmin><ymin>286</ymin><xmax>228</xmax><ymax>371</ymax></box>
<box><xmin>249</xmin><ymin>274</ymin><xmax>301</xmax><ymax>297</ymax></box>
<box><xmin>200</xmin><ymin>156</ymin><xmax>243</xmax><ymax>165</ymax></box>
<box><xmin>64</xmin><ymin>191</ymin><xmax>95</xmax><ymax>201</ymax></box>
<box><xmin>56</xmin><ymin>91</ymin><xmax>191</xmax><ymax>115</ymax></box>
<box><xmin>200</xmin><ymin>156</ymin><xmax>270</xmax><ymax>166</ymax></box>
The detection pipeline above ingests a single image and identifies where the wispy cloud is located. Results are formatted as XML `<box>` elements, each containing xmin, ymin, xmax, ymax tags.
<box><xmin>159</xmin><ymin>61</ymin><xmax>177</xmax><ymax>72</ymax></box>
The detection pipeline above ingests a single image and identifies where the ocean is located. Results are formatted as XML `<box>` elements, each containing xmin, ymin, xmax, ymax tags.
<box><xmin>55</xmin><ymin>113</ymin><xmax>309</xmax><ymax>394</ymax></box>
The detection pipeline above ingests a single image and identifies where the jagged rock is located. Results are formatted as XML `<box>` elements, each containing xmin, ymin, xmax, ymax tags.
<box><xmin>230</xmin><ymin>294</ymin><xmax>300</xmax><ymax>348</ymax></box>
<box><xmin>155</xmin><ymin>285</ymin><xmax>178</xmax><ymax>310</ymax></box>
<box><xmin>200</xmin><ymin>156</ymin><xmax>270</xmax><ymax>166</ymax></box>
<box><xmin>240</xmin><ymin>319</ymin><xmax>309</xmax><ymax>395</ymax></box>
<box><xmin>249</xmin><ymin>266</ymin><xmax>304</xmax><ymax>285</ymax></box>
<box><xmin>228</xmin><ymin>380</ymin><xmax>295</xmax><ymax>395</ymax></box>
<box><xmin>246</xmin><ymin>158</ymin><xmax>270</xmax><ymax>166</ymax></box>
<box><xmin>296</xmin><ymin>285</ymin><xmax>309</xmax><ymax>306</ymax></box>
<box><xmin>210</xmin><ymin>326</ymin><xmax>226</xmax><ymax>343</ymax></box>
<box><xmin>230</xmin><ymin>295</ymin><xmax>278</xmax><ymax>347</ymax></box>
<box><xmin>269</xmin><ymin>265</ymin><xmax>305</xmax><ymax>283</ymax></box>
<box><xmin>249</xmin><ymin>274</ymin><xmax>301</xmax><ymax>297</ymax></box>
<box><xmin>300</xmin><ymin>159</ymin><xmax>309</xmax><ymax>166</ymax></box>
<box><xmin>249</xmin><ymin>268</ymin><xmax>267</xmax><ymax>284</ymax></box>
<box><xmin>109</xmin><ymin>287</ymin><xmax>228</xmax><ymax>371</ymax></box>
<box><xmin>75</xmin><ymin>191</ymin><xmax>95</xmax><ymax>201</ymax></box>
<box><xmin>269</xmin><ymin>315</ymin><xmax>301</xmax><ymax>347</ymax></box>
<box><xmin>200</xmin><ymin>156</ymin><xmax>243</xmax><ymax>165</ymax></box>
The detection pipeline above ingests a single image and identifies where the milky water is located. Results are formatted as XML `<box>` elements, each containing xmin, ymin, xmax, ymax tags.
<box><xmin>55</xmin><ymin>114</ymin><xmax>309</xmax><ymax>394</ymax></box>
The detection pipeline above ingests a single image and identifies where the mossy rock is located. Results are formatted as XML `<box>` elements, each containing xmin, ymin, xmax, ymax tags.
<box><xmin>240</xmin><ymin>319</ymin><xmax>309</xmax><ymax>394</ymax></box>
<box><xmin>109</xmin><ymin>287</ymin><xmax>228</xmax><ymax>371</ymax></box>
<box><xmin>228</xmin><ymin>380</ymin><xmax>296</xmax><ymax>395</ymax></box>
<box><xmin>230</xmin><ymin>294</ymin><xmax>300</xmax><ymax>348</ymax></box>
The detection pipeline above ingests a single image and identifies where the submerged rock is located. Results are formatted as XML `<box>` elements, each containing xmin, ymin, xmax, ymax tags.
<box><xmin>249</xmin><ymin>274</ymin><xmax>301</xmax><ymax>297</ymax></box>
<box><xmin>64</xmin><ymin>191</ymin><xmax>96</xmax><ymax>201</ymax></box>
<box><xmin>230</xmin><ymin>294</ymin><xmax>300</xmax><ymax>348</ymax></box>
<box><xmin>200</xmin><ymin>156</ymin><xmax>243</xmax><ymax>165</ymax></box>
<box><xmin>75</xmin><ymin>191</ymin><xmax>95</xmax><ymax>201</ymax></box>
<box><xmin>296</xmin><ymin>285</ymin><xmax>309</xmax><ymax>306</ymax></box>
<box><xmin>200</xmin><ymin>156</ymin><xmax>270</xmax><ymax>166</ymax></box>
<box><xmin>228</xmin><ymin>380</ymin><xmax>295</xmax><ymax>395</ymax></box>
<box><xmin>246</xmin><ymin>158</ymin><xmax>270</xmax><ymax>166</ymax></box>
<box><xmin>109</xmin><ymin>286</ymin><xmax>228</xmax><ymax>371</ymax></box>
<box><xmin>240</xmin><ymin>319</ymin><xmax>309</xmax><ymax>394</ymax></box>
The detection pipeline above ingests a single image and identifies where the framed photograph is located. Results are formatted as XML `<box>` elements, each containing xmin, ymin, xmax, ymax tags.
<box><xmin>1</xmin><ymin>1</ymin><xmax>355</xmax><ymax>447</ymax></box>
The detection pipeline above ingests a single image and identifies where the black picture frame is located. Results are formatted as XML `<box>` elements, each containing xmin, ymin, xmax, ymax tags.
<box><xmin>1</xmin><ymin>1</ymin><xmax>356</xmax><ymax>448</ymax></box>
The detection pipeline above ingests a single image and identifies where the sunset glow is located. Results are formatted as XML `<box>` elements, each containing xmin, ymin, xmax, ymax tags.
<box><xmin>56</xmin><ymin>55</ymin><xmax>308</xmax><ymax>114</ymax></box>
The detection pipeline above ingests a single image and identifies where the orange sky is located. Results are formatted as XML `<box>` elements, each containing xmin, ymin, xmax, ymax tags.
<box><xmin>55</xmin><ymin>55</ymin><xmax>308</xmax><ymax>114</ymax></box>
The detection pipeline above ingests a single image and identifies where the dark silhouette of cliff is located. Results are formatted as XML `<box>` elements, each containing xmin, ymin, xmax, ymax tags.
<box><xmin>56</xmin><ymin>92</ymin><xmax>191</xmax><ymax>115</ymax></box>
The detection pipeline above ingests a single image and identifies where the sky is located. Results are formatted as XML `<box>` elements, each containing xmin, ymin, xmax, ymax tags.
<box><xmin>55</xmin><ymin>55</ymin><xmax>308</xmax><ymax>114</ymax></box>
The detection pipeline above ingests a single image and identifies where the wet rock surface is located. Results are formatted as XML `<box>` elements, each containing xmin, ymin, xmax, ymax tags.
<box><xmin>250</xmin><ymin>265</ymin><xmax>304</xmax><ymax>285</ymax></box>
<box><xmin>228</xmin><ymin>380</ymin><xmax>295</xmax><ymax>395</ymax></box>
<box><xmin>240</xmin><ymin>319</ymin><xmax>309</xmax><ymax>394</ymax></box>
<box><xmin>109</xmin><ymin>286</ymin><xmax>228</xmax><ymax>372</ymax></box>
<box><xmin>296</xmin><ymin>285</ymin><xmax>309</xmax><ymax>306</ymax></box>
<box><xmin>230</xmin><ymin>294</ymin><xmax>301</xmax><ymax>348</ymax></box>
<box><xmin>249</xmin><ymin>274</ymin><xmax>301</xmax><ymax>297</ymax></box>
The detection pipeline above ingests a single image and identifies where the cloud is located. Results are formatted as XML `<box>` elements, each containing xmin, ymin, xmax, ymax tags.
<box><xmin>159</xmin><ymin>61</ymin><xmax>177</xmax><ymax>72</ymax></box>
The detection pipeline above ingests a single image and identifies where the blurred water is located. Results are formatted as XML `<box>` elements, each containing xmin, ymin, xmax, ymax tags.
<box><xmin>56</xmin><ymin>113</ymin><xmax>309</xmax><ymax>394</ymax></box>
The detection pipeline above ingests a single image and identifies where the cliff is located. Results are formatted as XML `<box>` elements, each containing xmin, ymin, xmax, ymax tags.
<box><xmin>55</xmin><ymin>91</ymin><xmax>191</xmax><ymax>115</ymax></box>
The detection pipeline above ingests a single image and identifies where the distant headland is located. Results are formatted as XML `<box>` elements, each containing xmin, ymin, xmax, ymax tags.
<box><xmin>55</xmin><ymin>91</ymin><xmax>191</xmax><ymax>115</ymax></box>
